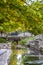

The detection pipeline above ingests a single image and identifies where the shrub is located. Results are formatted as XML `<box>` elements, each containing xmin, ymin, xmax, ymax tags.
<box><xmin>0</xmin><ymin>37</ymin><xmax>7</xmax><ymax>43</ymax></box>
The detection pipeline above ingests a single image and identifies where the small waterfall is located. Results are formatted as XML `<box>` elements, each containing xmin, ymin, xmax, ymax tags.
<box><xmin>17</xmin><ymin>54</ymin><xmax>22</xmax><ymax>65</ymax></box>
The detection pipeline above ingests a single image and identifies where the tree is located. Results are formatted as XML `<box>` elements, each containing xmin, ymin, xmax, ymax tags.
<box><xmin>0</xmin><ymin>0</ymin><xmax>43</xmax><ymax>35</ymax></box>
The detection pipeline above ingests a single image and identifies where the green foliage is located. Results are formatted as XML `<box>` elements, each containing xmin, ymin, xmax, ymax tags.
<box><xmin>12</xmin><ymin>42</ymin><xmax>17</xmax><ymax>45</ymax></box>
<box><xmin>11</xmin><ymin>43</ymin><xmax>15</xmax><ymax>49</ymax></box>
<box><xmin>22</xmin><ymin>56</ymin><xmax>39</xmax><ymax>65</ymax></box>
<box><xmin>0</xmin><ymin>0</ymin><xmax>43</xmax><ymax>34</ymax></box>
<box><xmin>22</xmin><ymin>56</ymin><xmax>39</xmax><ymax>62</ymax></box>
<box><xmin>10</xmin><ymin>49</ymin><xmax>17</xmax><ymax>65</ymax></box>
<box><xmin>20</xmin><ymin>38</ymin><xmax>28</xmax><ymax>45</ymax></box>
<box><xmin>0</xmin><ymin>37</ymin><xmax>7</xmax><ymax>43</ymax></box>
<box><xmin>19</xmin><ymin>37</ymin><xmax>34</xmax><ymax>45</ymax></box>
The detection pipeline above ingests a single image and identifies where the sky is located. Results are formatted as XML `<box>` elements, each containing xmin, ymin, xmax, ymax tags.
<box><xmin>26</xmin><ymin>0</ymin><xmax>42</xmax><ymax>4</ymax></box>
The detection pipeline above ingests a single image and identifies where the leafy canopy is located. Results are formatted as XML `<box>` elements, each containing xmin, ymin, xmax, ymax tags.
<box><xmin>0</xmin><ymin>0</ymin><xmax>43</xmax><ymax>35</ymax></box>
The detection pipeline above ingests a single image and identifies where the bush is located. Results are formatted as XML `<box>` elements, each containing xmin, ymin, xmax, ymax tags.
<box><xmin>19</xmin><ymin>37</ymin><xmax>34</xmax><ymax>45</ymax></box>
<box><xmin>21</xmin><ymin>39</ymin><xmax>27</xmax><ymax>45</ymax></box>
<box><xmin>11</xmin><ymin>44</ymin><xmax>15</xmax><ymax>49</ymax></box>
<box><xmin>12</xmin><ymin>42</ymin><xmax>17</xmax><ymax>45</ymax></box>
<box><xmin>22</xmin><ymin>56</ymin><xmax>39</xmax><ymax>65</ymax></box>
<box><xmin>0</xmin><ymin>37</ymin><xmax>7</xmax><ymax>43</ymax></box>
<box><xmin>22</xmin><ymin>56</ymin><xmax>39</xmax><ymax>62</ymax></box>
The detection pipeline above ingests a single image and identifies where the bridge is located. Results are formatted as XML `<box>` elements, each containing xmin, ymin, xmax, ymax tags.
<box><xmin>0</xmin><ymin>35</ymin><xmax>21</xmax><ymax>44</ymax></box>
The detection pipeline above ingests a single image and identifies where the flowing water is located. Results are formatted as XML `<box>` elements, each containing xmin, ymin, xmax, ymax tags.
<box><xmin>10</xmin><ymin>47</ymin><xmax>28</xmax><ymax>65</ymax></box>
<box><xmin>0</xmin><ymin>47</ymin><xmax>43</xmax><ymax>65</ymax></box>
<box><xmin>10</xmin><ymin>45</ymin><xmax>43</xmax><ymax>65</ymax></box>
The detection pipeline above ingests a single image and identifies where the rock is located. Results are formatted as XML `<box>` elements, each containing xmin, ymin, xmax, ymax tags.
<box><xmin>35</xmin><ymin>34</ymin><xmax>43</xmax><ymax>41</ymax></box>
